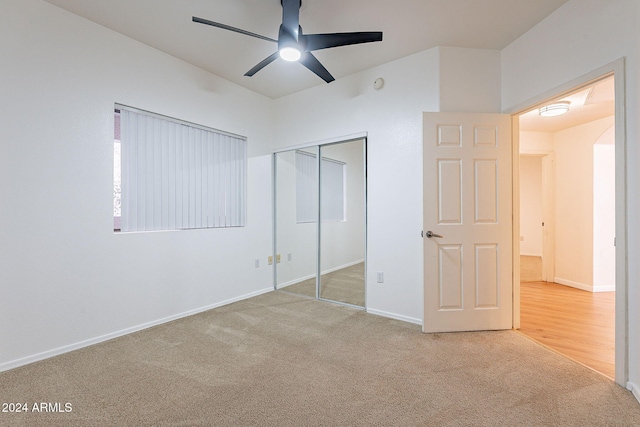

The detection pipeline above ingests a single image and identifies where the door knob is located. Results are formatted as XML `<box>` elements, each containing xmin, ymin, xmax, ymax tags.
<box><xmin>426</xmin><ymin>231</ymin><xmax>443</xmax><ymax>239</ymax></box>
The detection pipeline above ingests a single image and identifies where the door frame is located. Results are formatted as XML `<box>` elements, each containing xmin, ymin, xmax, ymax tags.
<box><xmin>540</xmin><ymin>153</ymin><xmax>555</xmax><ymax>283</ymax></box>
<box><xmin>507</xmin><ymin>58</ymin><xmax>628</xmax><ymax>386</ymax></box>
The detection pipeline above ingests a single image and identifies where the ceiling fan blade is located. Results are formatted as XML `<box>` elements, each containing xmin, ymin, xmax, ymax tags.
<box><xmin>192</xmin><ymin>16</ymin><xmax>277</xmax><ymax>43</ymax></box>
<box><xmin>281</xmin><ymin>0</ymin><xmax>301</xmax><ymax>40</ymax></box>
<box><xmin>244</xmin><ymin>52</ymin><xmax>280</xmax><ymax>77</ymax></box>
<box><xmin>302</xmin><ymin>32</ymin><xmax>383</xmax><ymax>51</ymax></box>
<box><xmin>299</xmin><ymin>52</ymin><xmax>335</xmax><ymax>83</ymax></box>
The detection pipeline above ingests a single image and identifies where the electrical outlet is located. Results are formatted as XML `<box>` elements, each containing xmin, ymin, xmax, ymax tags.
<box><xmin>287</xmin><ymin>253</ymin><xmax>292</xmax><ymax>262</ymax></box>
<box><xmin>276</xmin><ymin>254</ymin><xmax>281</xmax><ymax>263</ymax></box>
<box><xmin>268</xmin><ymin>256</ymin><xmax>273</xmax><ymax>265</ymax></box>
<box><xmin>377</xmin><ymin>272</ymin><xmax>384</xmax><ymax>283</ymax></box>
<box><xmin>254</xmin><ymin>259</ymin><xmax>260</xmax><ymax>268</ymax></box>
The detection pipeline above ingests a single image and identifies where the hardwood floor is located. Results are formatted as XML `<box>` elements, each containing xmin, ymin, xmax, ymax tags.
<box><xmin>519</xmin><ymin>281</ymin><xmax>615</xmax><ymax>379</ymax></box>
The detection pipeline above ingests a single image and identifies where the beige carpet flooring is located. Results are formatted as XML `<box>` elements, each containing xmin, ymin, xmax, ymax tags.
<box><xmin>2</xmin><ymin>291</ymin><xmax>640</xmax><ymax>426</ymax></box>
<box><xmin>521</xmin><ymin>255</ymin><xmax>543</xmax><ymax>282</ymax></box>
<box><xmin>283</xmin><ymin>262</ymin><xmax>365</xmax><ymax>307</ymax></box>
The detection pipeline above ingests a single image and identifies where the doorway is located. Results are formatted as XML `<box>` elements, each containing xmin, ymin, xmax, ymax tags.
<box><xmin>273</xmin><ymin>138</ymin><xmax>367</xmax><ymax>308</ymax></box>
<box><xmin>516</xmin><ymin>74</ymin><xmax>617</xmax><ymax>379</ymax></box>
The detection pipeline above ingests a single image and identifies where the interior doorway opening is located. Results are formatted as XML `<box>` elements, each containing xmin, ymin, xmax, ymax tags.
<box><xmin>516</xmin><ymin>75</ymin><xmax>616</xmax><ymax>379</ymax></box>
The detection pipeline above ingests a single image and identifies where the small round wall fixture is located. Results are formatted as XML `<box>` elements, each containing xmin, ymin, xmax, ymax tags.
<box><xmin>373</xmin><ymin>77</ymin><xmax>385</xmax><ymax>90</ymax></box>
<box><xmin>539</xmin><ymin>101</ymin><xmax>570</xmax><ymax>117</ymax></box>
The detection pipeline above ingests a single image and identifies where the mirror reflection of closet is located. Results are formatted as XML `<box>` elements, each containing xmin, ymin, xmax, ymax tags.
<box><xmin>274</xmin><ymin>139</ymin><xmax>366</xmax><ymax>308</ymax></box>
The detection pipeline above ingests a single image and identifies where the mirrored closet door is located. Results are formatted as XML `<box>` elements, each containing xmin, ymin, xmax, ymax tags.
<box><xmin>319</xmin><ymin>140</ymin><xmax>366</xmax><ymax>306</ymax></box>
<box><xmin>274</xmin><ymin>139</ymin><xmax>366</xmax><ymax>308</ymax></box>
<box><xmin>274</xmin><ymin>147</ymin><xmax>319</xmax><ymax>299</ymax></box>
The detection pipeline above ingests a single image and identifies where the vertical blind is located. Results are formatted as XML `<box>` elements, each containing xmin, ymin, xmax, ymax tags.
<box><xmin>119</xmin><ymin>107</ymin><xmax>247</xmax><ymax>232</ymax></box>
<box><xmin>321</xmin><ymin>157</ymin><xmax>346</xmax><ymax>222</ymax></box>
<box><xmin>295</xmin><ymin>150</ymin><xmax>345</xmax><ymax>223</ymax></box>
<box><xmin>295</xmin><ymin>151</ymin><xmax>318</xmax><ymax>223</ymax></box>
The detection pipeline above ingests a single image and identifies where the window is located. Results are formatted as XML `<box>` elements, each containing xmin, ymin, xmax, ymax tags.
<box><xmin>113</xmin><ymin>106</ymin><xmax>247</xmax><ymax>232</ymax></box>
<box><xmin>295</xmin><ymin>151</ymin><xmax>318</xmax><ymax>223</ymax></box>
<box><xmin>295</xmin><ymin>150</ymin><xmax>345</xmax><ymax>223</ymax></box>
<box><xmin>320</xmin><ymin>157</ymin><xmax>346</xmax><ymax>222</ymax></box>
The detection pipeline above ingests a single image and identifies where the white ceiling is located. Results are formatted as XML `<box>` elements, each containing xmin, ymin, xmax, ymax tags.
<box><xmin>519</xmin><ymin>76</ymin><xmax>615</xmax><ymax>133</ymax></box>
<box><xmin>44</xmin><ymin>0</ymin><xmax>569</xmax><ymax>99</ymax></box>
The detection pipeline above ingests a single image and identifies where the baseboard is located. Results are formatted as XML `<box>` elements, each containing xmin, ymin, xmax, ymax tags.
<box><xmin>553</xmin><ymin>277</ymin><xmax>615</xmax><ymax>293</ymax></box>
<box><xmin>277</xmin><ymin>274</ymin><xmax>315</xmax><ymax>289</ymax></box>
<box><xmin>554</xmin><ymin>277</ymin><xmax>593</xmax><ymax>292</ymax></box>
<box><xmin>322</xmin><ymin>259</ymin><xmax>364</xmax><ymax>275</ymax></box>
<box><xmin>366</xmin><ymin>308</ymin><xmax>422</xmax><ymax>326</ymax></box>
<box><xmin>628</xmin><ymin>382</ymin><xmax>640</xmax><ymax>404</ymax></box>
<box><xmin>593</xmin><ymin>284</ymin><xmax>616</xmax><ymax>292</ymax></box>
<box><xmin>276</xmin><ymin>259</ymin><xmax>365</xmax><ymax>289</ymax></box>
<box><xmin>0</xmin><ymin>287</ymin><xmax>273</xmax><ymax>373</ymax></box>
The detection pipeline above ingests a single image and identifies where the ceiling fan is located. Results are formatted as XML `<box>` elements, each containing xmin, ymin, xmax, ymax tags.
<box><xmin>193</xmin><ymin>0</ymin><xmax>383</xmax><ymax>83</ymax></box>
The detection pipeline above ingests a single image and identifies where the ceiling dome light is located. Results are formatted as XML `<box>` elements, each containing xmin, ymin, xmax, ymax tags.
<box><xmin>539</xmin><ymin>101</ymin><xmax>570</xmax><ymax>117</ymax></box>
<box><xmin>279</xmin><ymin>47</ymin><xmax>301</xmax><ymax>62</ymax></box>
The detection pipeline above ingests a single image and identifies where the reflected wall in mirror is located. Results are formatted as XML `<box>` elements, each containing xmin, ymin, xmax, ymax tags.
<box><xmin>274</xmin><ymin>147</ymin><xmax>318</xmax><ymax>298</ymax></box>
<box><xmin>319</xmin><ymin>140</ymin><xmax>366</xmax><ymax>307</ymax></box>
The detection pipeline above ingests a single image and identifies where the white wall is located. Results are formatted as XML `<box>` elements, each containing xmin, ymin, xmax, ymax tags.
<box><xmin>0</xmin><ymin>0</ymin><xmax>274</xmax><ymax>370</ymax></box>
<box><xmin>519</xmin><ymin>156</ymin><xmax>543</xmax><ymax>256</ymax></box>
<box><xmin>439</xmin><ymin>47</ymin><xmax>502</xmax><ymax>113</ymax></box>
<box><xmin>552</xmin><ymin>117</ymin><xmax>615</xmax><ymax>290</ymax></box>
<box><xmin>520</xmin><ymin>131</ymin><xmax>554</xmax><ymax>155</ymax></box>
<box><xmin>502</xmin><ymin>0</ymin><xmax>640</xmax><ymax>389</ymax></box>
<box><xmin>593</xmin><ymin>126</ymin><xmax>616</xmax><ymax>292</ymax></box>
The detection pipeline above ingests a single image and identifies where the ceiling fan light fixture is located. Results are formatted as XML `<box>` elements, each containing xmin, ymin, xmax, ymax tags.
<box><xmin>193</xmin><ymin>0</ymin><xmax>383</xmax><ymax>83</ymax></box>
<box><xmin>539</xmin><ymin>101</ymin><xmax>570</xmax><ymax>117</ymax></box>
<box><xmin>279</xmin><ymin>47</ymin><xmax>302</xmax><ymax>62</ymax></box>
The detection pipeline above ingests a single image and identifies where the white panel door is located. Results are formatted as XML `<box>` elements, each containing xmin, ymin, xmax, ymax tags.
<box><xmin>423</xmin><ymin>112</ymin><xmax>512</xmax><ymax>333</ymax></box>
